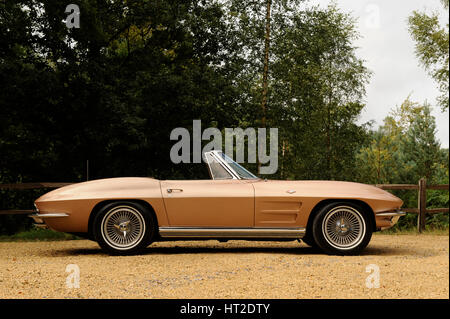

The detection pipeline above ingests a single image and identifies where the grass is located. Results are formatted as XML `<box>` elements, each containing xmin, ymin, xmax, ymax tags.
<box><xmin>0</xmin><ymin>228</ymin><xmax>81</xmax><ymax>242</ymax></box>
<box><xmin>376</xmin><ymin>227</ymin><xmax>449</xmax><ymax>236</ymax></box>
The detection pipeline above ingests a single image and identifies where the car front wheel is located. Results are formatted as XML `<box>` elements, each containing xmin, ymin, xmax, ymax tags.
<box><xmin>312</xmin><ymin>202</ymin><xmax>372</xmax><ymax>255</ymax></box>
<box><xmin>93</xmin><ymin>201</ymin><xmax>156</xmax><ymax>255</ymax></box>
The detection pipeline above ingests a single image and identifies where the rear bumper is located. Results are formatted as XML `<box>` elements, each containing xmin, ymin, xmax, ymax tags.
<box><xmin>29</xmin><ymin>212</ymin><xmax>69</xmax><ymax>229</ymax></box>
<box><xmin>375</xmin><ymin>209</ymin><xmax>406</xmax><ymax>230</ymax></box>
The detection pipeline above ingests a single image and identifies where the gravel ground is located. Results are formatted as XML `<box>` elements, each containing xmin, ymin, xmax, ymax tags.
<box><xmin>0</xmin><ymin>234</ymin><xmax>448</xmax><ymax>299</ymax></box>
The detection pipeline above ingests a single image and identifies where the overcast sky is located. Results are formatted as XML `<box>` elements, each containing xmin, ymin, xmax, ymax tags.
<box><xmin>309</xmin><ymin>0</ymin><xmax>449</xmax><ymax>148</ymax></box>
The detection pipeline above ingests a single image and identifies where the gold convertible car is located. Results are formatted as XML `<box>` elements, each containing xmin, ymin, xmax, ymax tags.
<box><xmin>31</xmin><ymin>150</ymin><xmax>405</xmax><ymax>255</ymax></box>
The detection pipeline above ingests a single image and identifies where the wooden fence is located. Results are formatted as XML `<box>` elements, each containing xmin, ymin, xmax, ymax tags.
<box><xmin>0</xmin><ymin>183</ymin><xmax>73</xmax><ymax>215</ymax></box>
<box><xmin>375</xmin><ymin>178</ymin><xmax>449</xmax><ymax>232</ymax></box>
<box><xmin>0</xmin><ymin>179</ymin><xmax>448</xmax><ymax>232</ymax></box>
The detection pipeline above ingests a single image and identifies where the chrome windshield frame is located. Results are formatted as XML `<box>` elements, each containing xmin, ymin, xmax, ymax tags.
<box><xmin>204</xmin><ymin>151</ymin><xmax>239</xmax><ymax>179</ymax></box>
<box><xmin>204</xmin><ymin>150</ymin><xmax>259</xmax><ymax>180</ymax></box>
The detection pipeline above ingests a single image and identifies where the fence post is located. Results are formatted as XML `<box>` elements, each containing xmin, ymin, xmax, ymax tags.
<box><xmin>417</xmin><ymin>178</ymin><xmax>427</xmax><ymax>233</ymax></box>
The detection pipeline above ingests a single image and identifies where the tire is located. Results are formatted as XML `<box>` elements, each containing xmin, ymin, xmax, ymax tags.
<box><xmin>312</xmin><ymin>202</ymin><xmax>372</xmax><ymax>255</ymax></box>
<box><xmin>92</xmin><ymin>201</ymin><xmax>156</xmax><ymax>255</ymax></box>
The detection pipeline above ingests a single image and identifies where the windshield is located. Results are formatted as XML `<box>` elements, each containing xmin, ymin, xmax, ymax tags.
<box><xmin>220</xmin><ymin>152</ymin><xmax>259</xmax><ymax>180</ymax></box>
<box><xmin>204</xmin><ymin>152</ymin><xmax>233</xmax><ymax>180</ymax></box>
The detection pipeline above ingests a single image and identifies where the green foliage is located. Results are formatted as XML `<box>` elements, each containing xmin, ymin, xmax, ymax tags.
<box><xmin>0</xmin><ymin>228</ymin><xmax>80</xmax><ymax>241</ymax></box>
<box><xmin>379</xmin><ymin>227</ymin><xmax>449</xmax><ymax>235</ymax></box>
<box><xmin>356</xmin><ymin>97</ymin><xmax>449</xmax><ymax>230</ymax></box>
<box><xmin>268</xmin><ymin>4</ymin><xmax>371</xmax><ymax>180</ymax></box>
<box><xmin>401</xmin><ymin>104</ymin><xmax>441</xmax><ymax>181</ymax></box>
<box><xmin>356</xmin><ymin>97</ymin><xmax>444</xmax><ymax>183</ymax></box>
<box><xmin>408</xmin><ymin>0</ymin><xmax>449</xmax><ymax>110</ymax></box>
<box><xmin>355</xmin><ymin>129</ymin><xmax>399</xmax><ymax>184</ymax></box>
<box><xmin>0</xmin><ymin>1</ymin><xmax>448</xmax><ymax>236</ymax></box>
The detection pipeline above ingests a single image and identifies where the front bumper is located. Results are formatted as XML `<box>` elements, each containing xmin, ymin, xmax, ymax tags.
<box><xmin>375</xmin><ymin>209</ymin><xmax>406</xmax><ymax>230</ymax></box>
<box><xmin>29</xmin><ymin>212</ymin><xmax>69</xmax><ymax>229</ymax></box>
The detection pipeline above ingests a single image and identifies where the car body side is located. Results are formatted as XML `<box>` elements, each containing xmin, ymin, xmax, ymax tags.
<box><xmin>34</xmin><ymin>177</ymin><xmax>403</xmax><ymax>235</ymax></box>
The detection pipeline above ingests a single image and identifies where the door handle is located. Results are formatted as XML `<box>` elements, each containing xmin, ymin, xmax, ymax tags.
<box><xmin>167</xmin><ymin>188</ymin><xmax>183</xmax><ymax>193</ymax></box>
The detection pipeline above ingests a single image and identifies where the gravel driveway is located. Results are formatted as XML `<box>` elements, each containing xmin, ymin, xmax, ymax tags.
<box><xmin>0</xmin><ymin>234</ymin><xmax>448</xmax><ymax>299</ymax></box>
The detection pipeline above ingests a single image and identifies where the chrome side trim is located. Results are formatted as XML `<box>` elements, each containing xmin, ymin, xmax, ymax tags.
<box><xmin>376</xmin><ymin>210</ymin><xmax>405</xmax><ymax>231</ymax></box>
<box><xmin>29</xmin><ymin>213</ymin><xmax>69</xmax><ymax>224</ymax></box>
<box><xmin>376</xmin><ymin>211</ymin><xmax>406</xmax><ymax>217</ymax></box>
<box><xmin>159</xmin><ymin>227</ymin><xmax>306</xmax><ymax>238</ymax></box>
<box><xmin>380</xmin><ymin>216</ymin><xmax>402</xmax><ymax>230</ymax></box>
<box><xmin>33</xmin><ymin>213</ymin><xmax>69</xmax><ymax>218</ymax></box>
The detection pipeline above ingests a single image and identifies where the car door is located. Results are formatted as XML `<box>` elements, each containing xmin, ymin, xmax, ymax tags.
<box><xmin>160</xmin><ymin>179</ymin><xmax>255</xmax><ymax>227</ymax></box>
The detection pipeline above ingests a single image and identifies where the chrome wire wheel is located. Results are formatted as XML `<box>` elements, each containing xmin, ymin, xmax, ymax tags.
<box><xmin>100</xmin><ymin>205</ymin><xmax>146</xmax><ymax>250</ymax></box>
<box><xmin>322</xmin><ymin>206</ymin><xmax>366</xmax><ymax>250</ymax></box>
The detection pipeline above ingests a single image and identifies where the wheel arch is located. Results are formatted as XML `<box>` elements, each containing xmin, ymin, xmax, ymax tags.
<box><xmin>305</xmin><ymin>199</ymin><xmax>376</xmax><ymax>236</ymax></box>
<box><xmin>87</xmin><ymin>199</ymin><xmax>159</xmax><ymax>240</ymax></box>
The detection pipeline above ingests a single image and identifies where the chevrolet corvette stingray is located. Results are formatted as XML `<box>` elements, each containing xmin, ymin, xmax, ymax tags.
<box><xmin>31</xmin><ymin>150</ymin><xmax>405</xmax><ymax>255</ymax></box>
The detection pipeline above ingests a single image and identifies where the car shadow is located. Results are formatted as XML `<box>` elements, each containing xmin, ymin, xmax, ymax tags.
<box><xmin>50</xmin><ymin>243</ymin><xmax>421</xmax><ymax>257</ymax></box>
<box><xmin>51</xmin><ymin>245</ymin><xmax>319</xmax><ymax>256</ymax></box>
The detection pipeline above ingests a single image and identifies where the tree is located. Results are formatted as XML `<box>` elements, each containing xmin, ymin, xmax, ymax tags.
<box><xmin>0</xmin><ymin>1</ymin><xmax>379</xmax><ymax>233</ymax></box>
<box><xmin>356</xmin><ymin>129</ymin><xmax>399</xmax><ymax>184</ymax></box>
<box><xmin>401</xmin><ymin>103</ymin><xmax>441</xmax><ymax>181</ymax></box>
<box><xmin>0</xmin><ymin>0</ymin><xmax>239</xmax><ymax>183</ymax></box>
<box><xmin>355</xmin><ymin>97</ymin><xmax>448</xmax><ymax>232</ymax></box>
<box><xmin>408</xmin><ymin>0</ymin><xmax>449</xmax><ymax>110</ymax></box>
<box><xmin>270</xmin><ymin>5</ymin><xmax>371</xmax><ymax>180</ymax></box>
<box><xmin>357</xmin><ymin>97</ymin><xmax>441</xmax><ymax>184</ymax></box>
<box><xmin>259</xmin><ymin>0</ymin><xmax>272</xmax><ymax>174</ymax></box>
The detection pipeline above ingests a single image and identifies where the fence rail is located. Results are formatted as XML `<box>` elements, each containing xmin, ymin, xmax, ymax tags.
<box><xmin>0</xmin><ymin>210</ymin><xmax>35</xmax><ymax>215</ymax></box>
<box><xmin>0</xmin><ymin>179</ymin><xmax>448</xmax><ymax>232</ymax></box>
<box><xmin>375</xmin><ymin>178</ymin><xmax>449</xmax><ymax>232</ymax></box>
<box><xmin>0</xmin><ymin>182</ymin><xmax>73</xmax><ymax>189</ymax></box>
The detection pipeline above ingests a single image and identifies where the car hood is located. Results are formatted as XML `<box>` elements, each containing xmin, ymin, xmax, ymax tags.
<box><xmin>253</xmin><ymin>179</ymin><xmax>402</xmax><ymax>204</ymax></box>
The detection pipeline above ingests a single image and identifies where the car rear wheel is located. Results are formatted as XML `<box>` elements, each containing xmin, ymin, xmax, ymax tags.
<box><xmin>312</xmin><ymin>202</ymin><xmax>372</xmax><ymax>255</ymax></box>
<box><xmin>93</xmin><ymin>201</ymin><xmax>156</xmax><ymax>255</ymax></box>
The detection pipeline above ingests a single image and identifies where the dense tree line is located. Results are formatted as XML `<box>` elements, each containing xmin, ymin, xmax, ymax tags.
<box><xmin>356</xmin><ymin>97</ymin><xmax>449</xmax><ymax>229</ymax></box>
<box><xmin>0</xmin><ymin>1</ymin><xmax>448</xmax><ymax>234</ymax></box>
